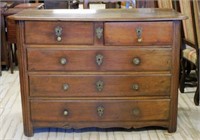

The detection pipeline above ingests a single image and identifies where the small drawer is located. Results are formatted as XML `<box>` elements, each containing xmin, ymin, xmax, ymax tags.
<box><xmin>30</xmin><ymin>99</ymin><xmax>170</xmax><ymax>122</ymax></box>
<box><xmin>27</xmin><ymin>48</ymin><xmax>171</xmax><ymax>71</ymax></box>
<box><xmin>104</xmin><ymin>22</ymin><xmax>173</xmax><ymax>46</ymax></box>
<box><xmin>25</xmin><ymin>21</ymin><xmax>94</xmax><ymax>45</ymax></box>
<box><xmin>29</xmin><ymin>75</ymin><xmax>171</xmax><ymax>97</ymax></box>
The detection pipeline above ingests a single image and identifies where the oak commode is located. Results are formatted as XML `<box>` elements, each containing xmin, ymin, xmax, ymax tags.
<box><xmin>10</xmin><ymin>9</ymin><xmax>186</xmax><ymax>137</ymax></box>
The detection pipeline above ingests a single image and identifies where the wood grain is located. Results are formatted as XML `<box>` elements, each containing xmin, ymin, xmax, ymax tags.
<box><xmin>29</xmin><ymin>74</ymin><xmax>171</xmax><ymax>97</ymax></box>
<box><xmin>0</xmin><ymin>71</ymin><xmax>200</xmax><ymax>139</ymax></box>
<box><xmin>30</xmin><ymin>99</ymin><xmax>170</xmax><ymax>122</ymax></box>
<box><xmin>104</xmin><ymin>22</ymin><xmax>173</xmax><ymax>46</ymax></box>
<box><xmin>25</xmin><ymin>21</ymin><xmax>94</xmax><ymax>45</ymax></box>
<box><xmin>9</xmin><ymin>9</ymin><xmax>187</xmax><ymax>21</ymax></box>
<box><xmin>13</xmin><ymin>9</ymin><xmax>186</xmax><ymax>137</ymax></box>
<box><xmin>27</xmin><ymin>48</ymin><xmax>172</xmax><ymax>71</ymax></box>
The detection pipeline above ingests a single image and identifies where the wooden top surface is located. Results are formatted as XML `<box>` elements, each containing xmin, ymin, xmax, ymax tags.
<box><xmin>10</xmin><ymin>8</ymin><xmax>187</xmax><ymax>21</ymax></box>
<box><xmin>14</xmin><ymin>3</ymin><xmax>44</xmax><ymax>9</ymax></box>
<box><xmin>3</xmin><ymin>8</ymin><xmax>24</xmax><ymax>16</ymax></box>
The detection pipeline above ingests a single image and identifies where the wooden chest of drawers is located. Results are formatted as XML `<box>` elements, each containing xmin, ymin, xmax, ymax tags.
<box><xmin>11</xmin><ymin>9</ymin><xmax>186</xmax><ymax>137</ymax></box>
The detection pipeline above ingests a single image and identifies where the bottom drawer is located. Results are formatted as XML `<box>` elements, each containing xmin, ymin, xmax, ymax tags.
<box><xmin>30</xmin><ymin>99</ymin><xmax>170</xmax><ymax>122</ymax></box>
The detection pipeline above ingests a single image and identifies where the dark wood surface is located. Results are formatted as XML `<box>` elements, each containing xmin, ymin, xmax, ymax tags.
<box><xmin>104</xmin><ymin>22</ymin><xmax>173</xmax><ymax>45</ymax></box>
<box><xmin>30</xmin><ymin>99</ymin><xmax>170</xmax><ymax>121</ymax></box>
<box><xmin>1</xmin><ymin>3</ymin><xmax>44</xmax><ymax>74</ymax></box>
<box><xmin>24</xmin><ymin>21</ymin><xmax>174</xmax><ymax>46</ymax></box>
<box><xmin>14</xmin><ymin>9</ymin><xmax>186</xmax><ymax>137</ymax></box>
<box><xmin>10</xmin><ymin>8</ymin><xmax>187</xmax><ymax>21</ymax></box>
<box><xmin>29</xmin><ymin>74</ymin><xmax>171</xmax><ymax>97</ymax></box>
<box><xmin>0</xmin><ymin>2</ymin><xmax>8</xmax><ymax>75</ymax></box>
<box><xmin>14</xmin><ymin>3</ymin><xmax>44</xmax><ymax>9</ymax></box>
<box><xmin>4</xmin><ymin>8</ymin><xmax>24</xmax><ymax>43</ymax></box>
<box><xmin>27</xmin><ymin>48</ymin><xmax>171</xmax><ymax>71</ymax></box>
<box><xmin>25</xmin><ymin>21</ymin><xmax>94</xmax><ymax>44</ymax></box>
<box><xmin>4</xmin><ymin>4</ymin><xmax>44</xmax><ymax>43</ymax></box>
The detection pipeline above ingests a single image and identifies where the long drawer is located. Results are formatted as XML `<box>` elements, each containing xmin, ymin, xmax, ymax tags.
<box><xmin>30</xmin><ymin>99</ymin><xmax>170</xmax><ymax>122</ymax></box>
<box><xmin>25</xmin><ymin>21</ymin><xmax>94</xmax><ymax>45</ymax></box>
<box><xmin>29</xmin><ymin>75</ymin><xmax>171</xmax><ymax>97</ymax></box>
<box><xmin>27</xmin><ymin>48</ymin><xmax>171</xmax><ymax>71</ymax></box>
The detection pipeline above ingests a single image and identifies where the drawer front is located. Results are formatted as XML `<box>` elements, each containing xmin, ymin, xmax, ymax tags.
<box><xmin>104</xmin><ymin>22</ymin><xmax>173</xmax><ymax>46</ymax></box>
<box><xmin>30</xmin><ymin>99</ymin><xmax>170</xmax><ymax>122</ymax></box>
<box><xmin>29</xmin><ymin>75</ymin><xmax>171</xmax><ymax>97</ymax></box>
<box><xmin>25</xmin><ymin>21</ymin><xmax>94</xmax><ymax>45</ymax></box>
<box><xmin>27</xmin><ymin>48</ymin><xmax>171</xmax><ymax>71</ymax></box>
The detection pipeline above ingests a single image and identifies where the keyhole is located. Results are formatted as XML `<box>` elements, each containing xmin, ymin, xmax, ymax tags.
<box><xmin>57</xmin><ymin>30</ymin><xmax>61</xmax><ymax>34</ymax></box>
<box><xmin>136</xmin><ymin>27</ymin><xmax>142</xmax><ymax>36</ymax></box>
<box><xmin>96</xmin><ymin>54</ymin><xmax>103</xmax><ymax>66</ymax></box>
<box><xmin>97</xmin><ymin>106</ymin><xmax>104</xmax><ymax>117</ymax></box>
<box><xmin>55</xmin><ymin>26</ymin><xmax>62</xmax><ymax>37</ymax></box>
<box><xmin>96</xmin><ymin>80</ymin><xmax>104</xmax><ymax>92</ymax></box>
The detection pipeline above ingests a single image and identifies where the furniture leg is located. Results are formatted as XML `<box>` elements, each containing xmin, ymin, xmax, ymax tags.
<box><xmin>194</xmin><ymin>84</ymin><xmax>199</xmax><ymax>105</ymax></box>
<box><xmin>8</xmin><ymin>43</ymin><xmax>13</xmax><ymax>73</ymax></box>
<box><xmin>194</xmin><ymin>58</ymin><xmax>199</xmax><ymax>105</ymax></box>
<box><xmin>14</xmin><ymin>44</ymin><xmax>18</xmax><ymax>66</ymax></box>
<box><xmin>180</xmin><ymin>58</ymin><xmax>186</xmax><ymax>93</ymax></box>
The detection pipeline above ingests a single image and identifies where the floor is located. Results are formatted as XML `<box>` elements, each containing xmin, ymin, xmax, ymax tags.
<box><xmin>0</xmin><ymin>70</ymin><xmax>200</xmax><ymax>140</ymax></box>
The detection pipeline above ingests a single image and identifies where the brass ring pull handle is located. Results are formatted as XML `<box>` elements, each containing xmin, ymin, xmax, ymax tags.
<box><xmin>97</xmin><ymin>106</ymin><xmax>104</xmax><ymax>117</ymax></box>
<box><xmin>96</xmin><ymin>54</ymin><xmax>104</xmax><ymax>66</ymax></box>
<box><xmin>55</xmin><ymin>26</ymin><xmax>62</xmax><ymax>42</ymax></box>
<box><xmin>60</xmin><ymin>57</ymin><xmax>67</xmax><ymax>65</ymax></box>
<box><xmin>136</xmin><ymin>27</ymin><xmax>142</xmax><ymax>43</ymax></box>
<box><xmin>132</xmin><ymin>84</ymin><xmax>139</xmax><ymax>91</ymax></box>
<box><xmin>63</xmin><ymin>83</ymin><xmax>69</xmax><ymax>91</ymax></box>
<box><xmin>63</xmin><ymin>110</ymin><xmax>69</xmax><ymax>116</ymax></box>
<box><xmin>96</xmin><ymin>27</ymin><xmax>103</xmax><ymax>39</ymax></box>
<box><xmin>96</xmin><ymin>80</ymin><xmax>104</xmax><ymax>92</ymax></box>
<box><xmin>132</xmin><ymin>57</ymin><xmax>141</xmax><ymax>65</ymax></box>
<box><xmin>132</xmin><ymin>108</ymin><xmax>140</xmax><ymax>116</ymax></box>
